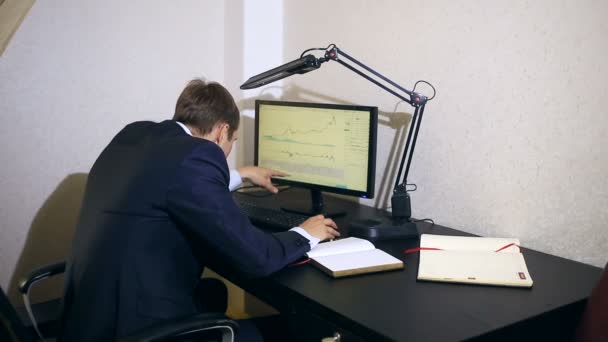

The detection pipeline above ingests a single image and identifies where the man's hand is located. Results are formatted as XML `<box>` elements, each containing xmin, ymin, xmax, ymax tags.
<box><xmin>237</xmin><ymin>166</ymin><xmax>288</xmax><ymax>193</ymax></box>
<box><xmin>300</xmin><ymin>215</ymin><xmax>340</xmax><ymax>241</ymax></box>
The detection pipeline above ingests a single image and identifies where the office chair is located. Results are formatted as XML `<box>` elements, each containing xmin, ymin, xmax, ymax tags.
<box><xmin>575</xmin><ymin>262</ymin><xmax>608</xmax><ymax>342</ymax></box>
<box><xmin>1</xmin><ymin>285</ymin><xmax>32</xmax><ymax>342</ymax></box>
<box><xmin>12</xmin><ymin>261</ymin><xmax>238</xmax><ymax>342</ymax></box>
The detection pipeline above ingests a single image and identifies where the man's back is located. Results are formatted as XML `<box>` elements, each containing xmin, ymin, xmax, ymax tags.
<box><xmin>61</xmin><ymin>120</ymin><xmax>208</xmax><ymax>340</ymax></box>
<box><xmin>60</xmin><ymin>120</ymin><xmax>312</xmax><ymax>341</ymax></box>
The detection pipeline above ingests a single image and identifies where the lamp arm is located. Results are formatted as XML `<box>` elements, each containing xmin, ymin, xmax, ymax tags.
<box><xmin>330</xmin><ymin>47</ymin><xmax>428</xmax><ymax>107</ymax></box>
<box><xmin>325</xmin><ymin>47</ymin><xmax>427</xmax><ymax>191</ymax></box>
<box><xmin>395</xmin><ymin>104</ymin><xmax>425</xmax><ymax>190</ymax></box>
<box><xmin>334</xmin><ymin>58</ymin><xmax>412</xmax><ymax>105</ymax></box>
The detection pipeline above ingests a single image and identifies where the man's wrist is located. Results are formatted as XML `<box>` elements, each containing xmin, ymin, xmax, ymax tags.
<box><xmin>236</xmin><ymin>166</ymin><xmax>253</xmax><ymax>181</ymax></box>
<box><xmin>229</xmin><ymin>169</ymin><xmax>243</xmax><ymax>191</ymax></box>
<box><xmin>290</xmin><ymin>227</ymin><xmax>320</xmax><ymax>249</ymax></box>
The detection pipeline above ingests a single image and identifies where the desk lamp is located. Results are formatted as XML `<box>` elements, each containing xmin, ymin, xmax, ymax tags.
<box><xmin>241</xmin><ymin>44</ymin><xmax>435</xmax><ymax>240</ymax></box>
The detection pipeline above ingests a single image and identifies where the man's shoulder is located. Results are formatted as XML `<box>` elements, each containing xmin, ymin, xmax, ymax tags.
<box><xmin>114</xmin><ymin>120</ymin><xmax>159</xmax><ymax>137</ymax></box>
<box><xmin>111</xmin><ymin>120</ymin><xmax>183</xmax><ymax>143</ymax></box>
<box><xmin>121</xmin><ymin>120</ymin><xmax>172</xmax><ymax>133</ymax></box>
<box><xmin>187</xmin><ymin>140</ymin><xmax>227</xmax><ymax>170</ymax></box>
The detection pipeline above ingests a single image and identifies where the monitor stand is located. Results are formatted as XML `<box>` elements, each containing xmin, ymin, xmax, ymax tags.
<box><xmin>281</xmin><ymin>189</ymin><xmax>346</xmax><ymax>218</ymax></box>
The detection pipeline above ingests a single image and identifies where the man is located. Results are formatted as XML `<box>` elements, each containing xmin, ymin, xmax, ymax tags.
<box><xmin>60</xmin><ymin>79</ymin><xmax>339</xmax><ymax>341</ymax></box>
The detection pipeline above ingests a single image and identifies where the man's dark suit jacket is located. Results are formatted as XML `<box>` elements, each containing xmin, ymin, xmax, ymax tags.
<box><xmin>60</xmin><ymin>120</ymin><xmax>311</xmax><ymax>341</ymax></box>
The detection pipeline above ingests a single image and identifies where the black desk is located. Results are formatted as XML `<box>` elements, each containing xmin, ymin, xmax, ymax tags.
<box><xmin>232</xmin><ymin>189</ymin><xmax>602</xmax><ymax>341</ymax></box>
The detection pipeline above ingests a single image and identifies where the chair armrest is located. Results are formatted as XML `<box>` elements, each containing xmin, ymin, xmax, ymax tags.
<box><xmin>17</xmin><ymin>261</ymin><xmax>66</xmax><ymax>341</ymax></box>
<box><xmin>120</xmin><ymin>313</ymin><xmax>239</xmax><ymax>342</ymax></box>
<box><xmin>18</xmin><ymin>261</ymin><xmax>66</xmax><ymax>294</ymax></box>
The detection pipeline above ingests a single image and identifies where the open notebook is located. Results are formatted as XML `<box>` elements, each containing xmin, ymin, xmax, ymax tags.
<box><xmin>416</xmin><ymin>234</ymin><xmax>533</xmax><ymax>287</ymax></box>
<box><xmin>306</xmin><ymin>237</ymin><xmax>404</xmax><ymax>278</ymax></box>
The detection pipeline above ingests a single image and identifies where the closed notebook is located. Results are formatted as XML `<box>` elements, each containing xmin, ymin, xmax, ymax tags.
<box><xmin>417</xmin><ymin>234</ymin><xmax>533</xmax><ymax>287</ymax></box>
<box><xmin>306</xmin><ymin>237</ymin><xmax>404</xmax><ymax>278</ymax></box>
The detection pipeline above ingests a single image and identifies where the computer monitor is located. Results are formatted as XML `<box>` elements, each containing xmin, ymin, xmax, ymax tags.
<box><xmin>255</xmin><ymin>100</ymin><xmax>377</xmax><ymax>217</ymax></box>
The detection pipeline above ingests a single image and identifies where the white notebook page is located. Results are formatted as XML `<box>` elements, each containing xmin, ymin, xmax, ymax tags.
<box><xmin>307</xmin><ymin>237</ymin><xmax>374</xmax><ymax>258</ymax></box>
<box><xmin>314</xmin><ymin>249</ymin><xmax>402</xmax><ymax>272</ymax></box>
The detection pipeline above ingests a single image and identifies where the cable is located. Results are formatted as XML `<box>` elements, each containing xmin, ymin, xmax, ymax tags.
<box><xmin>411</xmin><ymin>218</ymin><xmax>435</xmax><ymax>226</ymax></box>
<box><xmin>299</xmin><ymin>43</ymin><xmax>336</xmax><ymax>58</ymax></box>
<box><xmin>413</xmin><ymin>80</ymin><xmax>436</xmax><ymax>101</ymax></box>
<box><xmin>300</xmin><ymin>47</ymin><xmax>326</xmax><ymax>58</ymax></box>
<box><xmin>325</xmin><ymin>43</ymin><xmax>337</xmax><ymax>51</ymax></box>
<box><xmin>234</xmin><ymin>190</ymin><xmax>274</xmax><ymax>198</ymax></box>
<box><xmin>234</xmin><ymin>185</ymin><xmax>291</xmax><ymax>198</ymax></box>
<box><xmin>234</xmin><ymin>184</ymin><xmax>259</xmax><ymax>190</ymax></box>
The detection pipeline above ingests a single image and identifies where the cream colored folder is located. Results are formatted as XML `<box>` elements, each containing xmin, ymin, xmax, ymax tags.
<box><xmin>306</xmin><ymin>237</ymin><xmax>404</xmax><ymax>278</ymax></box>
<box><xmin>417</xmin><ymin>234</ymin><xmax>533</xmax><ymax>287</ymax></box>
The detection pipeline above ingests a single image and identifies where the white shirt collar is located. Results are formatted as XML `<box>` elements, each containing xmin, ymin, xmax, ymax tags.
<box><xmin>175</xmin><ymin>121</ymin><xmax>192</xmax><ymax>136</ymax></box>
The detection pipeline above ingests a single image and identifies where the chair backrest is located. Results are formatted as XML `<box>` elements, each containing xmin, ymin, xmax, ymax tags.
<box><xmin>575</xmin><ymin>262</ymin><xmax>608</xmax><ymax>342</ymax></box>
<box><xmin>1</xmin><ymin>286</ymin><xmax>32</xmax><ymax>342</ymax></box>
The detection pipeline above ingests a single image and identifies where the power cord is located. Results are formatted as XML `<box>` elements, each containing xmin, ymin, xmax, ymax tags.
<box><xmin>234</xmin><ymin>184</ymin><xmax>291</xmax><ymax>198</ymax></box>
<box><xmin>300</xmin><ymin>43</ymin><xmax>336</xmax><ymax>58</ymax></box>
<box><xmin>411</xmin><ymin>218</ymin><xmax>435</xmax><ymax>226</ymax></box>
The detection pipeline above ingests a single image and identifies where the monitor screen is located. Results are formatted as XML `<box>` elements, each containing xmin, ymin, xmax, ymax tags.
<box><xmin>255</xmin><ymin>100</ymin><xmax>377</xmax><ymax>214</ymax></box>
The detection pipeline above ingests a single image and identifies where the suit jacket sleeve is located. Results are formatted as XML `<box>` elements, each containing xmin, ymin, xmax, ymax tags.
<box><xmin>166</xmin><ymin>142</ymin><xmax>310</xmax><ymax>277</ymax></box>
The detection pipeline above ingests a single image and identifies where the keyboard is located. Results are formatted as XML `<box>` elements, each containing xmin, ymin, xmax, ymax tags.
<box><xmin>236</xmin><ymin>201</ymin><xmax>310</xmax><ymax>231</ymax></box>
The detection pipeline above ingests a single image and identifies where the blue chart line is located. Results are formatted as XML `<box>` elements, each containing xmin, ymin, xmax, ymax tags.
<box><xmin>272</xmin><ymin>150</ymin><xmax>336</xmax><ymax>162</ymax></box>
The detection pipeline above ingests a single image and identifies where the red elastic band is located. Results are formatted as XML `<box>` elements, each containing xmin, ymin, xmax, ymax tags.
<box><xmin>495</xmin><ymin>243</ymin><xmax>521</xmax><ymax>252</ymax></box>
<box><xmin>404</xmin><ymin>244</ymin><xmax>521</xmax><ymax>254</ymax></box>
<box><xmin>289</xmin><ymin>258</ymin><xmax>311</xmax><ymax>267</ymax></box>
<box><xmin>404</xmin><ymin>247</ymin><xmax>443</xmax><ymax>254</ymax></box>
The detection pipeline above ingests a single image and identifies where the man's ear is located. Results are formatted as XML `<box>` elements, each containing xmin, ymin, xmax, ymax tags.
<box><xmin>219</xmin><ymin>123</ymin><xmax>230</xmax><ymax>142</ymax></box>
<box><xmin>205</xmin><ymin>123</ymin><xmax>221</xmax><ymax>143</ymax></box>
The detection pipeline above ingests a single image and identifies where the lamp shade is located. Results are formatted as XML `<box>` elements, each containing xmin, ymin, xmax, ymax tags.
<box><xmin>240</xmin><ymin>54</ymin><xmax>321</xmax><ymax>89</ymax></box>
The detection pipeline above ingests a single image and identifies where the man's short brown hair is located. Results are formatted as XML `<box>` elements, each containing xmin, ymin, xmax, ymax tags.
<box><xmin>173</xmin><ymin>79</ymin><xmax>239</xmax><ymax>139</ymax></box>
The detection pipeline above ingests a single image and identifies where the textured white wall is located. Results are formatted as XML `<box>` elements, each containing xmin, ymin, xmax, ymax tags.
<box><xmin>0</xmin><ymin>0</ymin><xmax>226</xmax><ymax>291</ymax></box>
<box><xmin>233</xmin><ymin>0</ymin><xmax>285</xmax><ymax>167</ymax></box>
<box><xmin>282</xmin><ymin>0</ymin><xmax>608</xmax><ymax>267</ymax></box>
